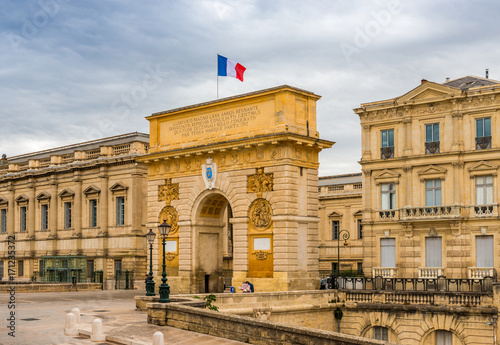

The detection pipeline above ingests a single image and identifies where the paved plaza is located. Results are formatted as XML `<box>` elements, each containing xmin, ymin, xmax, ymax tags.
<box><xmin>0</xmin><ymin>289</ymin><xmax>248</xmax><ymax>345</ymax></box>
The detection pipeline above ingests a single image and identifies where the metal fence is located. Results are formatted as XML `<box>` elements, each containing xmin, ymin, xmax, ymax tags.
<box><xmin>115</xmin><ymin>270</ymin><xmax>134</xmax><ymax>290</ymax></box>
<box><xmin>328</xmin><ymin>276</ymin><xmax>494</xmax><ymax>293</ymax></box>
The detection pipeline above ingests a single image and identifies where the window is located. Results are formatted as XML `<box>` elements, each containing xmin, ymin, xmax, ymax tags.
<box><xmin>41</xmin><ymin>204</ymin><xmax>49</xmax><ymax>230</ymax></box>
<box><xmin>1</xmin><ymin>209</ymin><xmax>6</xmax><ymax>233</ymax></box>
<box><xmin>20</xmin><ymin>206</ymin><xmax>27</xmax><ymax>232</ymax></box>
<box><xmin>0</xmin><ymin>261</ymin><xmax>3</xmax><ymax>280</ymax></box>
<box><xmin>476</xmin><ymin>117</ymin><xmax>491</xmax><ymax>149</ymax></box>
<box><xmin>425</xmin><ymin>180</ymin><xmax>442</xmax><ymax>206</ymax></box>
<box><xmin>373</xmin><ymin>326</ymin><xmax>388</xmax><ymax>341</ymax></box>
<box><xmin>476</xmin><ymin>176</ymin><xmax>493</xmax><ymax>204</ymax></box>
<box><xmin>332</xmin><ymin>220</ymin><xmax>339</xmax><ymax>240</ymax></box>
<box><xmin>476</xmin><ymin>235</ymin><xmax>493</xmax><ymax>268</ymax></box>
<box><xmin>116</xmin><ymin>196</ymin><xmax>125</xmax><ymax>226</ymax></box>
<box><xmin>18</xmin><ymin>260</ymin><xmax>24</xmax><ymax>277</ymax></box>
<box><xmin>114</xmin><ymin>259</ymin><xmax>122</xmax><ymax>277</ymax></box>
<box><xmin>381</xmin><ymin>129</ymin><xmax>394</xmax><ymax>159</ymax></box>
<box><xmin>64</xmin><ymin>202</ymin><xmax>72</xmax><ymax>229</ymax></box>
<box><xmin>435</xmin><ymin>330</ymin><xmax>452</xmax><ymax>345</ymax></box>
<box><xmin>426</xmin><ymin>237</ymin><xmax>442</xmax><ymax>267</ymax></box>
<box><xmin>90</xmin><ymin>199</ymin><xmax>98</xmax><ymax>228</ymax></box>
<box><xmin>381</xmin><ymin>238</ymin><xmax>396</xmax><ymax>267</ymax></box>
<box><xmin>425</xmin><ymin>123</ymin><xmax>440</xmax><ymax>154</ymax></box>
<box><xmin>357</xmin><ymin>219</ymin><xmax>363</xmax><ymax>239</ymax></box>
<box><xmin>381</xmin><ymin>183</ymin><xmax>396</xmax><ymax>210</ymax></box>
<box><xmin>87</xmin><ymin>260</ymin><xmax>94</xmax><ymax>278</ymax></box>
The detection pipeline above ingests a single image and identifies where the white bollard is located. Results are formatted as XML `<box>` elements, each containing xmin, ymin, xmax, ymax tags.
<box><xmin>90</xmin><ymin>318</ymin><xmax>106</xmax><ymax>342</ymax></box>
<box><xmin>152</xmin><ymin>331</ymin><xmax>165</xmax><ymax>345</ymax></box>
<box><xmin>71</xmin><ymin>307</ymin><xmax>81</xmax><ymax>324</ymax></box>
<box><xmin>64</xmin><ymin>313</ymin><xmax>78</xmax><ymax>336</ymax></box>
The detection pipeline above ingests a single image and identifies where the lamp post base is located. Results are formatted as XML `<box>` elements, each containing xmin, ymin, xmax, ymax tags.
<box><xmin>146</xmin><ymin>280</ymin><xmax>156</xmax><ymax>296</ymax></box>
<box><xmin>158</xmin><ymin>283</ymin><xmax>170</xmax><ymax>303</ymax></box>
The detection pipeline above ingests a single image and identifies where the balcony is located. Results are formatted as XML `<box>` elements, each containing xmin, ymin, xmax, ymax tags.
<box><xmin>400</xmin><ymin>205</ymin><xmax>461</xmax><ymax>220</ymax></box>
<box><xmin>476</xmin><ymin>136</ymin><xmax>492</xmax><ymax>150</ymax></box>
<box><xmin>372</xmin><ymin>267</ymin><xmax>398</xmax><ymax>278</ymax></box>
<box><xmin>380</xmin><ymin>146</ymin><xmax>394</xmax><ymax>159</ymax></box>
<box><xmin>473</xmin><ymin>204</ymin><xmax>498</xmax><ymax>217</ymax></box>
<box><xmin>468</xmin><ymin>267</ymin><xmax>496</xmax><ymax>279</ymax></box>
<box><xmin>425</xmin><ymin>141</ymin><xmax>440</xmax><ymax>154</ymax></box>
<box><xmin>378</xmin><ymin>210</ymin><xmax>397</xmax><ymax>221</ymax></box>
<box><xmin>418</xmin><ymin>267</ymin><xmax>444</xmax><ymax>279</ymax></box>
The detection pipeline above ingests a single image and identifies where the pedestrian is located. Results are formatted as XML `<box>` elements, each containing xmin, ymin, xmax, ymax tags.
<box><xmin>239</xmin><ymin>281</ymin><xmax>250</xmax><ymax>293</ymax></box>
<box><xmin>69</xmin><ymin>273</ymin><xmax>78</xmax><ymax>291</ymax></box>
<box><xmin>246</xmin><ymin>281</ymin><xmax>254</xmax><ymax>293</ymax></box>
<box><xmin>145</xmin><ymin>274</ymin><xmax>150</xmax><ymax>284</ymax></box>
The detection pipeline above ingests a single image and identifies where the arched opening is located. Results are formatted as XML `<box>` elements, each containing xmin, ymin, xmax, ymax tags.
<box><xmin>421</xmin><ymin>330</ymin><xmax>464</xmax><ymax>345</ymax></box>
<box><xmin>193</xmin><ymin>192</ymin><xmax>233</xmax><ymax>293</ymax></box>
<box><xmin>361</xmin><ymin>326</ymin><xmax>399</xmax><ymax>343</ymax></box>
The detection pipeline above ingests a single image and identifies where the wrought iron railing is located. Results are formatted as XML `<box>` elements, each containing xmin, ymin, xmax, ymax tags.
<box><xmin>476</xmin><ymin>136</ymin><xmax>492</xmax><ymax>150</ymax></box>
<box><xmin>332</xmin><ymin>276</ymin><xmax>495</xmax><ymax>292</ymax></box>
<box><xmin>473</xmin><ymin>204</ymin><xmax>497</xmax><ymax>216</ymax></box>
<box><xmin>380</xmin><ymin>146</ymin><xmax>394</xmax><ymax>159</ymax></box>
<box><xmin>425</xmin><ymin>141</ymin><xmax>440</xmax><ymax>154</ymax></box>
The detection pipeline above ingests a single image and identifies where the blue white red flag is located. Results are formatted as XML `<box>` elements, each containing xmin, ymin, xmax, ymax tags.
<box><xmin>217</xmin><ymin>55</ymin><xmax>246</xmax><ymax>82</ymax></box>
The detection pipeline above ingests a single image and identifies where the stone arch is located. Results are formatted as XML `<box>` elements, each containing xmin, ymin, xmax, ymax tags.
<box><xmin>189</xmin><ymin>188</ymin><xmax>234</xmax><ymax>293</ymax></box>
<box><xmin>419</xmin><ymin>314</ymin><xmax>467</xmax><ymax>345</ymax></box>
<box><xmin>358</xmin><ymin>311</ymin><xmax>400</xmax><ymax>343</ymax></box>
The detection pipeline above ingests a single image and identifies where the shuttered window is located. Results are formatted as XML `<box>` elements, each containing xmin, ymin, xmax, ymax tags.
<box><xmin>381</xmin><ymin>238</ymin><xmax>396</xmax><ymax>267</ymax></box>
<box><xmin>425</xmin><ymin>237</ymin><xmax>442</xmax><ymax>267</ymax></box>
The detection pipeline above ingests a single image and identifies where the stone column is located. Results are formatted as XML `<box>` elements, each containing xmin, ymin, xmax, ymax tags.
<box><xmin>130</xmin><ymin>170</ymin><xmax>142</xmax><ymax>234</ymax></box>
<box><xmin>362</xmin><ymin>124</ymin><xmax>372</xmax><ymax>160</ymax></box>
<box><xmin>49</xmin><ymin>176</ymin><xmax>58</xmax><ymax>254</ymax></box>
<box><xmin>99</xmin><ymin>167</ymin><xmax>109</xmax><ymax>281</ymax></box>
<box><xmin>73</xmin><ymin>172</ymin><xmax>82</xmax><ymax>253</ymax></box>
<box><xmin>7</xmin><ymin>184</ymin><xmax>15</xmax><ymax>236</ymax></box>
<box><xmin>403</xmin><ymin>118</ymin><xmax>412</xmax><ymax>156</ymax></box>
<box><xmin>230</xmin><ymin>217</ymin><xmax>249</xmax><ymax>285</ymax></box>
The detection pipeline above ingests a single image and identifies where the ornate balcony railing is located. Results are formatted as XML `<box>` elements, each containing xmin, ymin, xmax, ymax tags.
<box><xmin>425</xmin><ymin>141</ymin><xmax>440</xmax><ymax>154</ymax></box>
<box><xmin>476</xmin><ymin>136</ymin><xmax>492</xmax><ymax>150</ymax></box>
<box><xmin>335</xmin><ymin>276</ymin><xmax>494</xmax><ymax>293</ymax></box>
<box><xmin>418</xmin><ymin>267</ymin><xmax>444</xmax><ymax>279</ymax></box>
<box><xmin>380</xmin><ymin>146</ymin><xmax>394</xmax><ymax>159</ymax></box>
<box><xmin>400</xmin><ymin>205</ymin><xmax>461</xmax><ymax>220</ymax></box>
<box><xmin>372</xmin><ymin>267</ymin><xmax>398</xmax><ymax>278</ymax></box>
<box><xmin>468</xmin><ymin>267</ymin><xmax>496</xmax><ymax>279</ymax></box>
<box><xmin>473</xmin><ymin>204</ymin><xmax>497</xmax><ymax>216</ymax></box>
<box><xmin>378</xmin><ymin>210</ymin><xmax>397</xmax><ymax>220</ymax></box>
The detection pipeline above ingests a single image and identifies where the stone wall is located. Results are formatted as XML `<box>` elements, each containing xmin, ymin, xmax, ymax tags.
<box><xmin>0</xmin><ymin>282</ymin><xmax>102</xmax><ymax>293</ymax></box>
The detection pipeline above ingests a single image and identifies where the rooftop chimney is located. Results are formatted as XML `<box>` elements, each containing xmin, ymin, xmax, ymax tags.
<box><xmin>421</xmin><ymin>79</ymin><xmax>428</xmax><ymax>85</ymax></box>
<box><xmin>486</xmin><ymin>69</ymin><xmax>489</xmax><ymax>79</ymax></box>
<box><xmin>446</xmin><ymin>77</ymin><xmax>450</xmax><ymax>82</ymax></box>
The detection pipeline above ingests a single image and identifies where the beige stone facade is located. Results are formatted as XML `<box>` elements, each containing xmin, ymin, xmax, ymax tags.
<box><xmin>0</xmin><ymin>133</ymin><xmax>149</xmax><ymax>288</ymax></box>
<box><xmin>318</xmin><ymin>173</ymin><xmax>363</xmax><ymax>276</ymax></box>
<box><xmin>139</xmin><ymin>85</ymin><xmax>333</xmax><ymax>293</ymax></box>
<box><xmin>352</xmin><ymin>76</ymin><xmax>500</xmax><ymax>280</ymax></box>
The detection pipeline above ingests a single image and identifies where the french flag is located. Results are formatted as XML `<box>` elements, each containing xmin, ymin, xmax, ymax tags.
<box><xmin>218</xmin><ymin>54</ymin><xmax>246</xmax><ymax>82</ymax></box>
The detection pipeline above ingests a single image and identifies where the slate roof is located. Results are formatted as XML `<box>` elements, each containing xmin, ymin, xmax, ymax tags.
<box><xmin>443</xmin><ymin>75</ymin><xmax>500</xmax><ymax>90</ymax></box>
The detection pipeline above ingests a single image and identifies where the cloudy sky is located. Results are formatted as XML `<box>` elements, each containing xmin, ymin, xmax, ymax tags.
<box><xmin>1</xmin><ymin>0</ymin><xmax>499</xmax><ymax>175</ymax></box>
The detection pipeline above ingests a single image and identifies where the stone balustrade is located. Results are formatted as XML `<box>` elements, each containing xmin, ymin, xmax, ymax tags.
<box><xmin>418</xmin><ymin>267</ymin><xmax>444</xmax><ymax>279</ymax></box>
<box><xmin>468</xmin><ymin>267</ymin><xmax>495</xmax><ymax>279</ymax></box>
<box><xmin>372</xmin><ymin>267</ymin><xmax>398</xmax><ymax>278</ymax></box>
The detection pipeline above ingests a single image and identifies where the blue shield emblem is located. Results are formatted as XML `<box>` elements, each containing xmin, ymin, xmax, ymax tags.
<box><xmin>206</xmin><ymin>167</ymin><xmax>212</xmax><ymax>179</ymax></box>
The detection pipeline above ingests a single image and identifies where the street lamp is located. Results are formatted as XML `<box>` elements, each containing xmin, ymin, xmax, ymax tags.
<box><xmin>158</xmin><ymin>220</ymin><xmax>171</xmax><ymax>303</ymax></box>
<box><xmin>145</xmin><ymin>229</ymin><xmax>156</xmax><ymax>296</ymax></box>
<box><xmin>337</xmin><ymin>229</ymin><xmax>350</xmax><ymax>276</ymax></box>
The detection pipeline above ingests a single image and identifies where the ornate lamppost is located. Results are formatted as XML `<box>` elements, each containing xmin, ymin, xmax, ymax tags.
<box><xmin>337</xmin><ymin>229</ymin><xmax>350</xmax><ymax>276</ymax></box>
<box><xmin>145</xmin><ymin>229</ymin><xmax>156</xmax><ymax>296</ymax></box>
<box><xmin>158</xmin><ymin>220</ymin><xmax>171</xmax><ymax>303</ymax></box>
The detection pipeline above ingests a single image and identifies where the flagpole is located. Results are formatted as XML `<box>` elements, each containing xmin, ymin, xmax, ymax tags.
<box><xmin>217</xmin><ymin>53</ymin><xmax>219</xmax><ymax>99</ymax></box>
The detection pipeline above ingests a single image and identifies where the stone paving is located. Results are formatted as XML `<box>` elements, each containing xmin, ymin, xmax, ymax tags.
<box><xmin>0</xmin><ymin>289</ymin><xmax>248</xmax><ymax>345</ymax></box>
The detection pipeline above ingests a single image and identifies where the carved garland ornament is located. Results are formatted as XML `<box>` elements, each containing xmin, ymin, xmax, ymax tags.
<box><xmin>249</xmin><ymin>198</ymin><xmax>273</xmax><ymax>230</ymax></box>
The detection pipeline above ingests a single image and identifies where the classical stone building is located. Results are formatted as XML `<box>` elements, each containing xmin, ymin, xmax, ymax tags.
<box><xmin>139</xmin><ymin>85</ymin><xmax>334</xmax><ymax>293</ymax></box>
<box><xmin>318</xmin><ymin>173</ymin><xmax>363</xmax><ymax>276</ymax></box>
<box><xmin>353</xmin><ymin>75</ymin><xmax>500</xmax><ymax>280</ymax></box>
<box><xmin>0</xmin><ymin>132</ymin><xmax>149</xmax><ymax>288</ymax></box>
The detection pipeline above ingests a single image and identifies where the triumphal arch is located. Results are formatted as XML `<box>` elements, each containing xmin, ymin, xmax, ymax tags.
<box><xmin>139</xmin><ymin>85</ymin><xmax>333</xmax><ymax>293</ymax></box>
